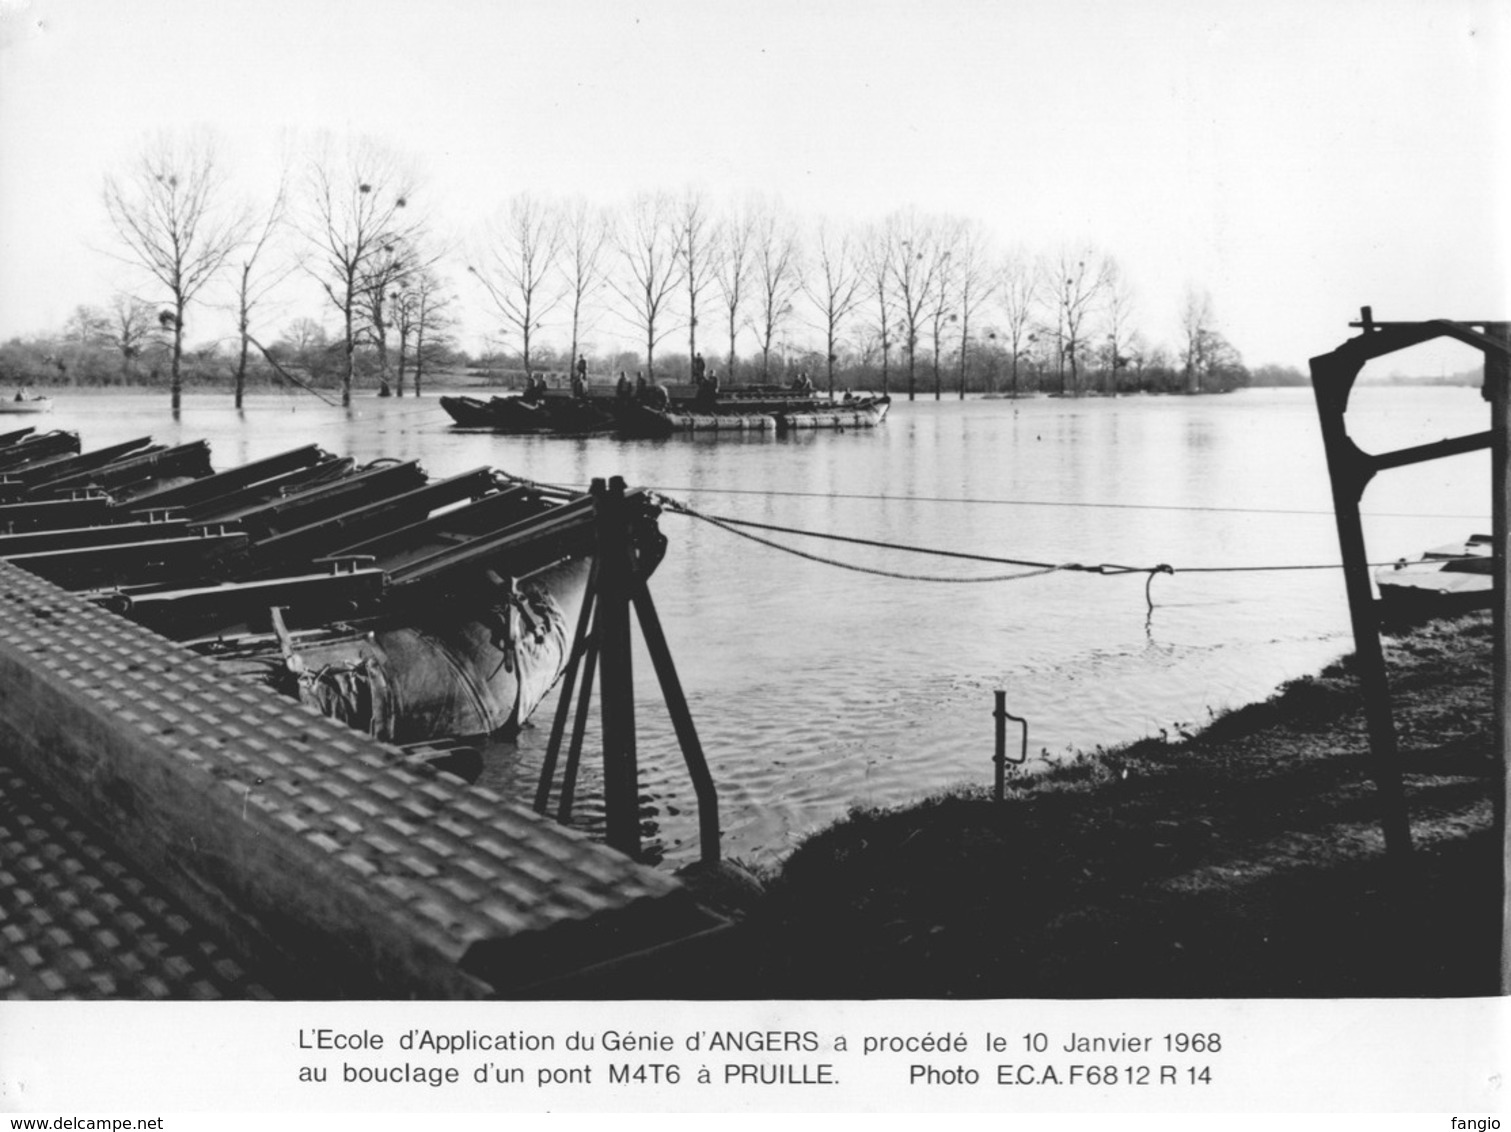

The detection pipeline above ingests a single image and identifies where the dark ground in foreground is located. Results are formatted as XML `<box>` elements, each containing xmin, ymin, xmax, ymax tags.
<box><xmin>683</xmin><ymin>613</ymin><xmax>1502</xmax><ymax>999</ymax></box>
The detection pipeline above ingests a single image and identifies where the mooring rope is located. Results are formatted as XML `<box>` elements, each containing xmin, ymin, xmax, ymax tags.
<box><xmin>639</xmin><ymin>483</ymin><xmax>1493</xmax><ymax>522</ymax></box>
<box><xmin>658</xmin><ymin>499</ymin><xmax>1437</xmax><ymax>575</ymax></box>
<box><xmin>660</xmin><ymin>503</ymin><xmax>1071</xmax><ymax>571</ymax></box>
<box><xmin>657</xmin><ymin>496</ymin><xmax>1073</xmax><ymax>583</ymax></box>
<box><xmin>493</xmin><ymin>473</ymin><xmax>1482</xmax><ymax>599</ymax></box>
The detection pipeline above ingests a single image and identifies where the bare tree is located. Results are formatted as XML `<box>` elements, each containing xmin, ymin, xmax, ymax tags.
<box><xmin>885</xmin><ymin>208</ymin><xmax>948</xmax><ymax>401</ymax></box>
<box><xmin>392</xmin><ymin>286</ymin><xmax>418</xmax><ymax>395</ymax></box>
<box><xmin>712</xmin><ymin>197</ymin><xmax>758</xmax><ymax>379</ymax></box>
<box><xmin>360</xmin><ymin>241</ymin><xmax>405</xmax><ymax>396</ymax></box>
<box><xmin>928</xmin><ymin>263</ymin><xmax>955</xmax><ymax>398</ymax></box>
<box><xmin>801</xmin><ymin>218</ymin><xmax>865</xmax><ymax>396</ymax></box>
<box><xmin>363</xmin><ymin>233</ymin><xmax>445</xmax><ymax>396</ymax></box>
<box><xmin>861</xmin><ymin>224</ymin><xmax>896</xmax><ymax>394</ymax></box>
<box><xmin>949</xmin><ymin>220</ymin><xmax>997</xmax><ymax>398</ymax></box>
<box><xmin>1179</xmin><ymin>285</ymin><xmax>1243</xmax><ymax>393</ymax></box>
<box><xmin>281</xmin><ymin>317</ymin><xmax>328</xmax><ymax>356</ymax></box>
<box><xmin>750</xmin><ymin>201</ymin><xmax>803</xmax><ymax>382</ymax></box>
<box><xmin>469</xmin><ymin>192</ymin><xmax>563</xmax><ymax>381</ymax></box>
<box><xmin>852</xmin><ymin>325</ymin><xmax>882</xmax><ymax>372</ymax></box>
<box><xmin>63</xmin><ymin>305</ymin><xmax>111</xmax><ymax>347</ymax></box>
<box><xmin>609</xmin><ymin>191</ymin><xmax>685</xmax><ymax>380</ymax></box>
<box><xmin>231</xmin><ymin>174</ymin><xmax>292</xmax><ymax>407</ymax></box>
<box><xmin>105</xmin><ymin>294</ymin><xmax>158</xmax><ymax>382</ymax></box>
<box><xmin>1044</xmin><ymin>244</ymin><xmax>1112</xmax><ymax>395</ymax></box>
<box><xmin>397</xmin><ymin>268</ymin><xmax>455</xmax><ymax>397</ymax></box>
<box><xmin>678</xmin><ymin>188</ymin><xmax>717</xmax><ymax>378</ymax></box>
<box><xmin>998</xmin><ymin>251</ymin><xmax>1039</xmax><ymax>397</ymax></box>
<box><xmin>926</xmin><ymin>220</ymin><xmax>964</xmax><ymax>399</ymax></box>
<box><xmin>559</xmin><ymin>197</ymin><xmax>610</xmax><ymax>375</ymax></box>
<box><xmin>302</xmin><ymin>137</ymin><xmax>419</xmax><ymax>406</ymax></box>
<box><xmin>377</xmin><ymin>244</ymin><xmax>420</xmax><ymax>395</ymax></box>
<box><xmin>1121</xmin><ymin>329</ymin><xmax>1153</xmax><ymax>392</ymax></box>
<box><xmin>413</xmin><ymin>278</ymin><xmax>457</xmax><ymax>398</ymax></box>
<box><xmin>103</xmin><ymin>131</ymin><xmax>245</xmax><ymax>410</ymax></box>
<box><xmin>1099</xmin><ymin>258</ymin><xmax>1135</xmax><ymax>396</ymax></box>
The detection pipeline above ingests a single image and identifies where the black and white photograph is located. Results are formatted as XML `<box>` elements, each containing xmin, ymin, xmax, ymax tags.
<box><xmin>0</xmin><ymin>0</ymin><xmax>1504</xmax><ymax>1121</ymax></box>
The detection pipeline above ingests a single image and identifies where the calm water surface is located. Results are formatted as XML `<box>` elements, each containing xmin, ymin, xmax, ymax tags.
<box><xmin>40</xmin><ymin>384</ymin><xmax>1493</xmax><ymax>868</ymax></box>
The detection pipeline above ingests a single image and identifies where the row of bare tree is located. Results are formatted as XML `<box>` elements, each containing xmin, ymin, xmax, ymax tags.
<box><xmin>465</xmin><ymin>191</ymin><xmax>1247</xmax><ymax>399</ymax></box>
<box><xmin>84</xmin><ymin>131</ymin><xmax>1247</xmax><ymax>408</ymax></box>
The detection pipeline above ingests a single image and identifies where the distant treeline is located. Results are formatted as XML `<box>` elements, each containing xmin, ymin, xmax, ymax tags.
<box><xmin>4</xmin><ymin>325</ymin><xmax>1475</xmax><ymax>398</ymax></box>
<box><xmin>0</xmin><ymin>312</ymin><xmax>467</xmax><ymax>397</ymax></box>
<box><xmin>59</xmin><ymin>131</ymin><xmax>1492</xmax><ymax>407</ymax></box>
<box><xmin>0</xmin><ymin>328</ymin><xmax>1260</xmax><ymax>396</ymax></box>
<box><xmin>40</xmin><ymin>132</ymin><xmax>1308</xmax><ymax>407</ymax></box>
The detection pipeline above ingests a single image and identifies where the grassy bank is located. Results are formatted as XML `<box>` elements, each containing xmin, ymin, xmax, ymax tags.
<box><xmin>712</xmin><ymin>613</ymin><xmax>1501</xmax><ymax>998</ymax></box>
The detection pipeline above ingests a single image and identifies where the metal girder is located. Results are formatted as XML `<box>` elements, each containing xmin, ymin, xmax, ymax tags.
<box><xmin>1</xmin><ymin>437</ymin><xmax>158</xmax><ymax>494</ymax></box>
<box><xmin>0</xmin><ymin>496</ymin><xmax>111</xmax><ymax>533</ymax></box>
<box><xmin>385</xmin><ymin>494</ymin><xmax>602</xmax><ymax>589</ymax></box>
<box><xmin>0</xmin><ymin>517</ymin><xmax>191</xmax><ymax>556</ymax></box>
<box><xmin>219</xmin><ymin>460</ymin><xmax>428</xmax><ymax>538</ymax></box>
<box><xmin>122</xmin><ymin>444</ymin><xmax>328</xmax><ymax>512</ymax></box>
<box><xmin>334</xmin><ymin>484</ymin><xmax>543</xmax><ymax>568</ymax></box>
<box><xmin>4</xmin><ymin>532</ymin><xmax>249</xmax><ymax>590</ymax></box>
<box><xmin>100</xmin><ymin>566</ymin><xmax>389</xmax><ymax>639</ymax></box>
<box><xmin>42</xmin><ymin>440</ymin><xmax>214</xmax><ymax>497</ymax></box>
<box><xmin>1310</xmin><ymin>310</ymin><xmax>1509</xmax><ymax>872</ymax></box>
<box><xmin>0</xmin><ymin>431</ymin><xmax>82</xmax><ymax>472</ymax></box>
<box><xmin>166</xmin><ymin>458</ymin><xmax>358</xmax><ymax>525</ymax></box>
<box><xmin>236</xmin><ymin>466</ymin><xmax>498</xmax><ymax>578</ymax></box>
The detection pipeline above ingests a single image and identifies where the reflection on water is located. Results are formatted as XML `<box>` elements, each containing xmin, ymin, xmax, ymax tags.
<box><xmin>45</xmin><ymin>385</ymin><xmax>1493</xmax><ymax>868</ymax></box>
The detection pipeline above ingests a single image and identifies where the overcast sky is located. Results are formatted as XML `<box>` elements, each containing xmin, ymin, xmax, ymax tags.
<box><xmin>0</xmin><ymin>0</ymin><xmax>1505</xmax><ymax>370</ymax></box>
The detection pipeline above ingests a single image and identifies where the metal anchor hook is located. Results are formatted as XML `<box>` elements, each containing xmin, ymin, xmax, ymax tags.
<box><xmin>993</xmin><ymin>690</ymin><xmax>1028</xmax><ymax>802</ymax></box>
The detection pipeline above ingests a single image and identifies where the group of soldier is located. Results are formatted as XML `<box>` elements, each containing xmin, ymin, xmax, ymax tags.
<box><xmin>613</xmin><ymin>368</ymin><xmax>669</xmax><ymax>410</ymax></box>
<box><xmin>532</xmin><ymin>352</ymin><xmax>819</xmax><ymax>410</ymax></box>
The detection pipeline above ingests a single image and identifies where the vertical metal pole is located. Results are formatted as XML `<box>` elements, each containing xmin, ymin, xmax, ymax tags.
<box><xmin>630</xmin><ymin>574</ymin><xmax>720</xmax><ymax>864</ymax></box>
<box><xmin>557</xmin><ymin>635</ymin><xmax>599</xmax><ymax>823</ymax></box>
<box><xmin>534</xmin><ymin>640</ymin><xmax>580</xmax><ymax>814</ymax></box>
<box><xmin>534</xmin><ymin>559</ymin><xmax>598</xmax><ymax>814</ymax></box>
<box><xmin>1485</xmin><ymin>322</ymin><xmax>1511</xmax><ymax>994</ymax></box>
<box><xmin>594</xmin><ymin>476</ymin><xmax>640</xmax><ymax>859</ymax></box>
<box><xmin>993</xmin><ymin>690</ymin><xmax>1007</xmax><ymax>802</ymax></box>
<box><xmin>1311</xmin><ymin>350</ymin><xmax>1413</xmax><ymax>862</ymax></box>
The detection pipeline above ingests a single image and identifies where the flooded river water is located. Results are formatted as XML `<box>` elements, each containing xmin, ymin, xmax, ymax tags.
<box><xmin>41</xmin><ymin>382</ymin><xmax>1493</xmax><ymax>868</ymax></box>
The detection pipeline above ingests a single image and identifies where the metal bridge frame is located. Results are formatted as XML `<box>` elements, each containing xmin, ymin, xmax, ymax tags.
<box><xmin>1310</xmin><ymin>310</ymin><xmax>1508</xmax><ymax>982</ymax></box>
<box><xmin>534</xmin><ymin>476</ymin><xmax>721</xmax><ymax>865</ymax></box>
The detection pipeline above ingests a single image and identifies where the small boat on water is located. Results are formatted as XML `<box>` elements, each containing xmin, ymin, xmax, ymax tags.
<box><xmin>1375</xmin><ymin>533</ymin><xmax>1494</xmax><ymax>621</ymax></box>
<box><xmin>438</xmin><ymin>394</ymin><xmax>499</xmax><ymax>428</ymax></box>
<box><xmin>0</xmin><ymin>394</ymin><xmax>54</xmax><ymax>415</ymax></box>
<box><xmin>439</xmin><ymin>393</ymin><xmax>562</xmax><ymax>433</ymax></box>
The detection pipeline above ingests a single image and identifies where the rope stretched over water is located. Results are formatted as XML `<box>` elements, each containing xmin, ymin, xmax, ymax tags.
<box><xmin>658</xmin><ymin>500</ymin><xmax>1434</xmax><ymax>576</ymax></box>
<box><xmin>658</xmin><ymin>496</ymin><xmax>1074</xmax><ymax>583</ymax></box>
<box><xmin>496</xmin><ymin>474</ymin><xmax>1492</xmax><ymax>523</ymax></box>
<box><xmin>493</xmin><ymin>474</ymin><xmax>1480</xmax><ymax>593</ymax></box>
<box><xmin>641</xmin><ymin>483</ymin><xmax>1493</xmax><ymax>522</ymax></box>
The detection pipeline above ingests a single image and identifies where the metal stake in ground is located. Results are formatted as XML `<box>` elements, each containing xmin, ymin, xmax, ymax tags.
<box><xmin>992</xmin><ymin>691</ymin><xmax>1028</xmax><ymax>802</ymax></box>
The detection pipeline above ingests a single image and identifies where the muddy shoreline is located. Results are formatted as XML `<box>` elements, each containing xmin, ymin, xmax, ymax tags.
<box><xmin>687</xmin><ymin>612</ymin><xmax>1502</xmax><ymax>999</ymax></box>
